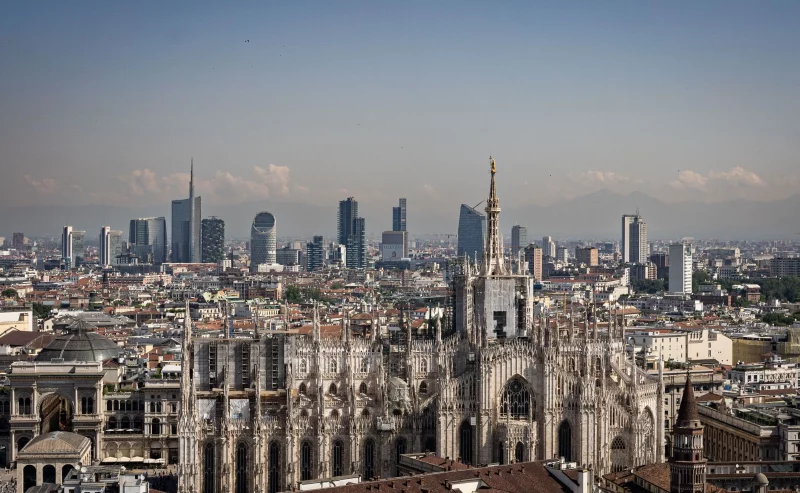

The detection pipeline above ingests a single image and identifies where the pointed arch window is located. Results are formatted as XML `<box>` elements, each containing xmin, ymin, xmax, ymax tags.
<box><xmin>500</xmin><ymin>378</ymin><xmax>531</xmax><ymax>420</ymax></box>
<box><xmin>236</xmin><ymin>442</ymin><xmax>249</xmax><ymax>493</ymax></box>
<box><xmin>332</xmin><ymin>440</ymin><xmax>344</xmax><ymax>476</ymax></box>
<box><xmin>299</xmin><ymin>359</ymin><xmax>307</xmax><ymax>374</ymax></box>
<box><xmin>610</xmin><ymin>436</ymin><xmax>627</xmax><ymax>473</ymax></box>
<box><xmin>419</xmin><ymin>382</ymin><xmax>428</xmax><ymax>395</ymax></box>
<box><xmin>420</xmin><ymin>359</ymin><xmax>427</xmax><ymax>373</ymax></box>
<box><xmin>268</xmin><ymin>442</ymin><xmax>280</xmax><ymax>493</ymax></box>
<box><xmin>301</xmin><ymin>441</ymin><xmax>312</xmax><ymax>481</ymax></box>
<box><xmin>363</xmin><ymin>439</ymin><xmax>375</xmax><ymax>479</ymax></box>
<box><xmin>329</xmin><ymin>359</ymin><xmax>337</xmax><ymax>373</ymax></box>
<box><xmin>299</xmin><ymin>383</ymin><xmax>307</xmax><ymax>395</ymax></box>
<box><xmin>203</xmin><ymin>442</ymin><xmax>215</xmax><ymax>493</ymax></box>
<box><xmin>515</xmin><ymin>442</ymin><xmax>524</xmax><ymax>462</ymax></box>
<box><xmin>360</xmin><ymin>359</ymin><xmax>368</xmax><ymax>373</ymax></box>
<box><xmin>329</xmin><ymin>383</ymin><xmax>338</xmax><ymax>395</ymax></box>
<box><xmin>359</xmin><ymin>382</ymin><xmax>367</xmax><ymax>394</ymax></box>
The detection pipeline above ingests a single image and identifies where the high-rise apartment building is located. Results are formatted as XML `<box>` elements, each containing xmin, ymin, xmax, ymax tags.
<box><xmin>770</xmin><ymin>258</ymin><xmax>800</xmax><ymax>277</ymax></box>
<box><xmin>649</xmin><ymin>252</ymin><xmax>669</xmax><ymax>280</ymax></box>
<box><xmin>171</xmin><ymin>161</ymin><xmax>201</xmax><ymax>263</ymax></box>
<box><xmin>250</xmin><ymin>212</ymin><xmax>277</xmax><ymax>272</ymax></box>
<box><xmin>72</xmin><ymin>230</ymin><xmax>85</xmax><ymax>266</ymax></box>
<box><xmin>129</xmin><ymin>217</ymin><xmax>168</xmax><ymax>264</ymax></box>
<box><xmin>511</xmin><ymin>225</ymin><xmax>527</xmax><ymax>257</ymax></box>
<box><xmin>338</xmin><ymin>198</ymin><xmax>366</xmax><ymax>269</ymax></box>
<box><xmin>457</xmin><ymin>204</ymin><xmax>486</xmax><ymax>262</ymax></box>
<box><xmin>556</xmin><ymin>246</ymin><xmax>569</xmax><ymax>263</ymax></box>
<box><xmin>392</xmin><ymin>198</ymin><xmax>407</xmax><ymax>232</ymax></box>
<box><xmin>668</xmin><ymin>243</ymin><xmax>693</xmax><ymax>294</ymax></box>
<box><xmin>201</xmin><ymin>217</ymin><xmax>225</xmax><ymax>264</ymax></box>
<box><xmin>12</xmin><ymin>233</ymin><xmax>24</xmax><ymax>250</ymax></box>
<box><xmin>306</xmin><ymin>236</ymin><xmax>325</xmax><ymax>272</ymax></box>
<box><xmin>100</xmin><ymin>227</ymin><xmax>123</xmax><ymax>266</ymax></box>
<box><xmin>622</xmin><ymin>213</ymin><xmax>648</xmax><ymax>263</ymax></box>
<box><xmin>524</xmin><ymin>244</ymin><xmax>543</xmax><ymax>280</ymax></box>
<box><xmin>575</xmin><ymin>247</ymin><xmax>599</xmax><ymax>267</ymax></box>
<box><xmin>542</xmin><ymin>236</ymin><xmax>556</xmax><ymax>258</ymax></box>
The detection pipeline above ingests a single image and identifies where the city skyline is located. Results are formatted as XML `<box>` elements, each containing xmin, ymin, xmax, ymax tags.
<box><xmin>2</xmin><ymin>2</ymin><xmax>799</xmax><ymax>221</ymax></box>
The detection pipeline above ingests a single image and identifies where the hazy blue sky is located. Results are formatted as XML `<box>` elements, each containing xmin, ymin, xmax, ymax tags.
<box><xmin>2</xmin><ymin>1</ymin><xmax>799</xmax><ymax>218</ymax></box>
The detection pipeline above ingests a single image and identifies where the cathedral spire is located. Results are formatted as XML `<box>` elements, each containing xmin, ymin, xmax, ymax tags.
<box><xmin>483</xmin><ymin>156</ymin><xmax>506</xmax><ymax>276</ymax></box>
<box><xmin>312</xmin><ymin>302</ymin><xmax>320</xmax><ymax>342</ymax></box>
<box><xmin>180</xmin><ymin>298</ymin><xmax>193</xmax><ymax>413</ymax></box>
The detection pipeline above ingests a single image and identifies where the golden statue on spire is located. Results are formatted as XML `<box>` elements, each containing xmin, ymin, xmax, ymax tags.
<box><xmin>490</xmin><ymin>156</ymin><xmax>496</xmax><ymax>174</ymax></box>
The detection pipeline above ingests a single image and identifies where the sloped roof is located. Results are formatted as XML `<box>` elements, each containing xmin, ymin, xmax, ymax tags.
<box><xmin>676</xmin><ymin>376</ymin><xmax>700</xmax><ymax>425</ymax></box>
<box><xmin>19</xmin><ymin>431</ymin><xmax>89</xmax><ymax>456</ymax></box>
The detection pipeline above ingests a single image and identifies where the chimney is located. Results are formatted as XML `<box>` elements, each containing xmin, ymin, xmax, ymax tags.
<box><xmin>576</xmin><ymin>469</ymin><xmax>592</xmax><ymax>493</ymax></box>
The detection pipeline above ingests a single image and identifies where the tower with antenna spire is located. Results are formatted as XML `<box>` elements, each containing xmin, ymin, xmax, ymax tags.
<box><xmin>171</xmin><ymin>159</ymin><xmax>202</xmax><ymax>263</ymax></box>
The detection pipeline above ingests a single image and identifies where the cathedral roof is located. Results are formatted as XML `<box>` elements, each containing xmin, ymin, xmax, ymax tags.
<box><xmin>35</xmin><ymin>323</ymin><xmax>121</xmax><ymax>363</ymax></box>
<box><xmin>676</xmin><ymin>375</ymin><xmax>701</xmax><ymax>426</ymax></box>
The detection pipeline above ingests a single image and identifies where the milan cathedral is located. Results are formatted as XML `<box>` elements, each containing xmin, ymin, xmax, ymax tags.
<box><xmin>177</xmin><ymin>158</ymin><xmax>664</xmax><ymax>493</ymax></box>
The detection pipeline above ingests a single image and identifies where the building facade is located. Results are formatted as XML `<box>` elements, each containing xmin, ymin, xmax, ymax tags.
<box><xmin>668</xmin><ymin>244</ymin><xmax>693</xmax><ymax>294</ymax></box>
<box><xmin>338</xmin><ymin>198</ymin><xmax>366</xmax><ymax>269</ymax></box>
<box><xmin>251</xmin><ymin>212</ymin><xmax>277</xmax><ymax>272</ymax></box>
<box><xmin>392</xmin><ymin>198</ymin><xmax>407</xmax><ymax>232</ymax></box>
<box><xmin>129</xmin><ymin>217</ymin><xmax>168</xmax><ymax>264</ymax></box>
<box><xmin>511</xmin><ymin>225</ymin><xmax>527</xmax><ymax>257</ymax></box>
<box><xmin>457</xmin><ymin>205</ymin><xmax>485</xmax><ymax>262</ymax></box>
<box><xmin>524</xmin><ymin>244</ymin><xmax>543</xmax><ymax>280</ymax></box>
<box><xmin>177</xmin><ymin>158</ymin><xmax>665</xmax><ymax>493</ymax></box>
<box><xmin>306</xmin><ymin>236</ymin><xmax>325</xmax><ymax>272</ymax></box>
<box><xmin>201</xmin><ymin>217</ymin><xmax>225</xmax><ymax>264</ymax></box>
<box><xmin>575</xmin><ymin>247</ymin><xmax>598</xmax><ymax>267</ymax></box>
<box><xmin>171</xmin><ymin>162</ymin><xmax>201</xmax><ymax>263</ymax></box>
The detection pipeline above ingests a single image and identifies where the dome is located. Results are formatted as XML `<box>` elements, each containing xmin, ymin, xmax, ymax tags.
<box><xmin>36</xmin><ymin>319</ymin><xmax>120</xmax><ymax>363</ymax></box>
<box><xmin>754</xmin><ymin>472</ymin><xmax>769</xmax><ymax>485</ymax></box>
<box><xmin>19</xmin><ymin>431</ymin><xmax>89</xmax><ymax>456</ymax></box>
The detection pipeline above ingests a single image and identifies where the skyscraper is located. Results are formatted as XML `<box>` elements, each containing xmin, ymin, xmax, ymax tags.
<box><xmin>668</xmin><ymin>243</ymin><xmax>693</xmax><ymax>294</ymax></box>
<box><xmin>100</xmin><ymin>227</ymin><xmax>111</xmax><ymax>266</ymax></box>
<box><xmin>306</xmin><ymin>236</ymin><xmax>325</xmax><ymax>272</ymax></box>
<box><xmin>171</xmin><ymin>160</ymin><xmax>201</xmax><ymax>263</ymax></box>
<box><xmin>201</xmin><ymin>217</ymin><xmax>225</xmax><ymax>264</ymax></box>
<box><xmin>12</xmin><ymin>233</ymin><xmax>24</xmax><ymax>250</ymax></box>
<box><xmin>381</xmin><ymin>231</ymin><xmax>407</xmax><ymax>260</ymax></box>
<box><xmin>72</xmin><ymin>230</ymin><xmax>85</xmax><ymax>266</ymax></box>
<box><xmin>61</xmin><ymin>226</ymin><xmax>73</xmax><ymax>266</ymax></box>
<box><xmin>542</xmin><ymin>236</ymin><xmax>556</xmax><ymax>258</ymax></box>
<box><xmin>622</xmin><ymin>212</ymin><xmax>648</xmax><ymax>263</ymax></box>
<box><xmin>129</xmin><ymin>217</ymin><xmax>168</xmax><ymax>263</ymax></box>
<box><xmin>338</xmin><ymin>198</ymin><xmax>366</xmax><ymax>269</ymax></box>
<box><xmin>524</xmin><ymin>244</ymin><xmax>543</xmax><ymax>280</ymax></box>
<box><xmin>511</xmin><ymin>225</ymin><xmax>527</xmax><ymax>257</ymax></box>
<box><xmin>250</xmin><ymin>212</ymin><xmax>277</xmax><ymax>272</ymax></box>
<box><xmin>392</xmin><ymin>198</ymin><xmax>407</xmax><ymax>232</ymax></box>
<box><xmin>457</xmin><ymin>204</ymin><xmax>486</xmax><ymax>262</ymax></box>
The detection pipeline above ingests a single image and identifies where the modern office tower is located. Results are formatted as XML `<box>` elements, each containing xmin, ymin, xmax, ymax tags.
<box><xmin>62</xmin><ymin>226</ymin><xmax>73</xmax><ymax>266</ymax></box>
<box><xmin>109</xmin><ymin>230</ymin><xmax>122</xmax><ymax>265</ymax></box>
<box><xmin>668</xmin><ymin>243</ymin><xmax>693</xmax><ymax>294</ymax></box>
<box><xmin>129</xmin><ymin>217</ymin><xmax>168</xmax><ymax>264</ymax></box>
<box><xmin>171</xmin><ymin>161</ymin><xmax>202</xmax><ymax>263</ymax></box>
<box><xmin>649</xmin><ymin>252</ymin><xmax>669</xmax><ymax>279</ymax></box>
<box><xmin>542</xmin><ymin>236</ymin><xmax>556</xmax><ymax>258</ymax></box>
<box><xmin>338</xmin><ymin>198</ymin><xmax>366</xmax><ymax>269</ymax></box>
<box><xmin>575</xmin><ymin>247</ymin><xmax>599</xmax><ymax>267</ymax></box>
<box><xmin>511</xmin><ymin>225</ymin><xmax>527</xmax><ymax>257</ymax></box>
<box><xmin>457</xmin><ymin>204</ymin><xmax>486</xmax><ymax>262</ymax></box>
<box><xmin>250</xmin><ymin>212</ymin><xmax>277</xmax><ymax>272</ymax></box>
<box><xmin>392</xmin><ymin>198</ymin><xmax>407</xmax><ymax>232</ymax></box>
<box><xmin>306</xmin><ymin>236</ymin><xmax>325</xmax><ymax>272</ymax></box>
<box><xmin>201</xmin><ymin>217</ymin><xmax>225</xmax><ymax>264</ymax></box>
<box><xmin>12</xmin><ymin>233</ymin><xmax>24</xmax><ymax>250</ymax></box>
<box><xmin>100</xmin><ymin>227</ymin><xmax>111</xmax><ymax>266</ymax></box>
<box><xmin>276</xmin><ymin>246</ymin><xmax>302</xmax><ymax>266</ymax></box>
<box><xmin>771</xmin><ymin>257</ymin><xmax>800</xmax><ymax>277</ymax></box>
<box><xmin>381</xmin><ymin>231</ymin><xmax>407</xmax><ymax>261</ymax></box>
<box><xmin>622</xmin><ymin>212</ymin><xmax>648</xmax><ymax>263</ymax></box>
<box><xmin>524</xmin><ymin>244</ymin><xmax>543</xmax><ymax>280</ymax></box>
<box><xmin>72</xmin><ymin>230</ymin><xmax>85</xmax><ymax>266</ymax></box>
<box><xmin>556</xmin><ymin>246</ymin><xmax>569</xmax><ymax>263</ymax></box>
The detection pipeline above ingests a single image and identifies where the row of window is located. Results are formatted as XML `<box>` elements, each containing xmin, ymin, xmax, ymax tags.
<box><xmin>298</xmin><ymin>358</ymin><xmax>430</xmax><ymax>374</ymax></box>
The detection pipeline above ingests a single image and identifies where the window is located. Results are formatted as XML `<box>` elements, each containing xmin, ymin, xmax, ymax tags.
<box><xmin>419</xmin><ymin>382</ymin><xmax>428</xmax><ymax>395</ymax></box>
<box><xmin>329</xmin><ymin>359</ymin><xmax>337</xmax><ymax>373</ymax></box>
<box><xmin>332</xmin><ymin>440</ymin><xmax>343</xmax><ymax>476</ymax></box>
<box><xmin>420</xmin><ymin>359</ymin><xmax>428</xmax><ymax>373</ymax></box>
<box><xmin>301</xmin><ymin>442</ymin><xmax>312</xmax><ymax>481</ymax></box>
<box><xmin>299</xmin><ymin>383</ymin><xmax>307</xmax><ymax>395</ymax></box>
<box><xmin>359</xmin><ymin>382</ymin><xmax>367</xmax><ymax>394</ymax></box>
<box><xmin>360</xmin><ymin>359</ymin><xmax>368</xmax><ymax>373</ymax></box>
<box><xmin>152</xmin><ymin>418</ymin><xmax>161</xmax><ymax>435</ymax></box>
<box><xmin>500</xmin><ymin>378</ymin><xmax>531</xmax><ymax>419</ymax></box>
<box><xmin>236</xmin><ymin>442</ymin><xmax>249</xmax><ymax>493</ymax></box>
<box><xmin>299</xmin><ymin>359</ymin><xmax>307</xmax><ymax>374</ymax></box>
<box><xmin>329</xmin><ymin>383</ymin><xmax>338</xmax><ymax>395</ymax></box>
<box><xmin>268</xmin><ymin>442</ymin><xmax>280</xmax><ymax>493</ymax></box>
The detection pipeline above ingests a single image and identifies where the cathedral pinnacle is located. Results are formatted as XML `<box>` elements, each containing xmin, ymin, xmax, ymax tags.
<box><xmin>483</xmin><ymin>156</ymin><xmax>506</xmax><ymax>276</ymax></box>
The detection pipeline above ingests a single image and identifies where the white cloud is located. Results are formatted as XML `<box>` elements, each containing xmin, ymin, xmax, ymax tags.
<box><xmin>24</xmin><ymin>175</ymin><xmax>57</xmax><ymax>194</ymax></box>
<box><xmin>569</xmin><ymin>170</ymin><xmax>632</xmax><ymax>185</ymax></box>
<box><xmin>669</xmin><ymin>170</ymin><xmax>708</xmax><ymax>190</ymax></box>
<box><xmin>708</xmin><ymin>166</ymin><xmax>765</xmax><ymax>187</ymax></box>
<box><xmin>119</xmin><ymin>164</ymin><xmax>296</xmax><ymax>205</ymax></box>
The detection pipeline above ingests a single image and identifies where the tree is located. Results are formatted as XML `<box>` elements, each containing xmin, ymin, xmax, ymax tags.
<box><xmin>762</xmin><ymin>312</ymin><xmax>795</xmax><ymax>326</ymax></box>
<box><xmin>31</xmin><ymin>303</ymin><xmax>52</xmax><ymax>319</ymax></box>
<box><xmin>285</xmin><ymin>285</ymin><xmax>302</xmax><ymax>303</ymax></box>
<box><xmin>692</xmin><ymin>271</ymin><xmax>711</xmax><ymax>293</ymax></box>
<box><xmin>632</xmin><ymin>279</ymin><xmax>666</xmax><ymax>294</ymax></box>
<box><xmin>1</xmin><ymin>288</ymin><xmax>17</xmax><ymax>299</ymax></box>
<box><xmin>330</xmin><ymin>282</ymin><xmax>345</xmax><ymax>290</ymax></box>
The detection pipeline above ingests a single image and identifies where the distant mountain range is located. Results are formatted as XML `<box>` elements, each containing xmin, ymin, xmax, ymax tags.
<box><xmin>1</xmin><ymin>190</ymin><xmax>797</xmax><ymax>242</ymax></box>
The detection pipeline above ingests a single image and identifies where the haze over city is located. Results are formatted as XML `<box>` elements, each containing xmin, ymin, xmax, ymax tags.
<box><xmin>2</xmin><ymin>2</ymin><xmax>799</xmax><ymax>238</ymax></box>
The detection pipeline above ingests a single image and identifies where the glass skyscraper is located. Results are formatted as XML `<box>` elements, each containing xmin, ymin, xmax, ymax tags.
<box><xmin>457</xmin><ymin>204</ymin><xmax>486</xmax><ymax>262</ymax></box>
<box><xmin>250</xmin><ymin>212</ymin><xmax>277</xmax><ymax>272</ymax></box>
<box><xmin>338</xmin><ymin>198</ymin><xmax>366</xmax><ymax>269</ymax></box>
<box><xmin>129</xmin><ymin>217</ymin><xmax>168</xmax><ymax>264</ymax></box>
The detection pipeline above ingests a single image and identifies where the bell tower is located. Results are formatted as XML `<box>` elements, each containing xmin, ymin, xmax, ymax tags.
<box><xmin>670</xmin><ymin>375</ymin><xmax>707</xmax><ymax>493</ymax></box>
